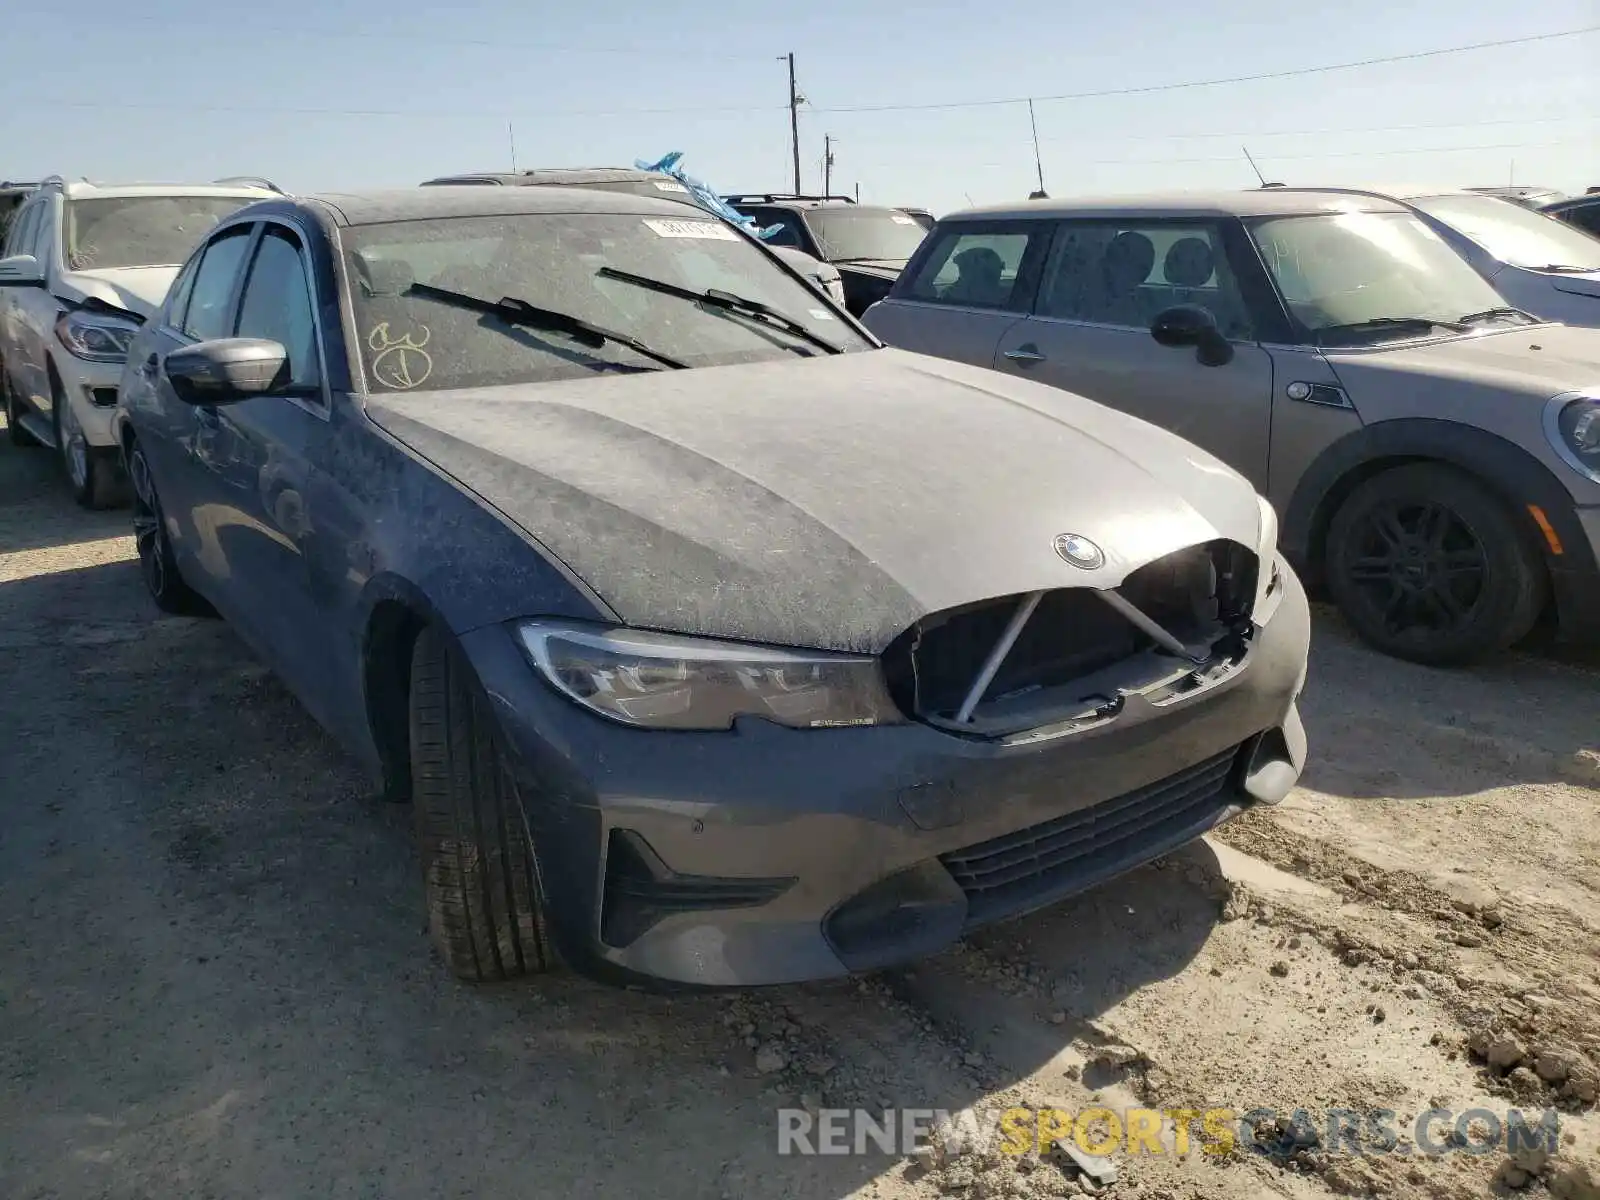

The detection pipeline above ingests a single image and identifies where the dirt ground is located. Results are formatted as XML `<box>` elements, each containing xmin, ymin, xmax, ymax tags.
<box><xmin>1</xmin><ymin>425</ymin><xmax>1597</xmax><ymax>1200</ymax></box>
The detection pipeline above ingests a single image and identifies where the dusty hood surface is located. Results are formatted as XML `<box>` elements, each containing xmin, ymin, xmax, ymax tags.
<box><xmin>367</xmin><ymin>349</ymin><xmax>1262</xmax><ymax>652</ymax></box>
<box><xmin>55</xmin><ymin>266</ymin><xmax>175</xmax><ymax>318</ymax></box>
<box><xmin>1326</xmin><ymin>323</ymin><xmax>1600</xmax><ymax>396</ymax></box>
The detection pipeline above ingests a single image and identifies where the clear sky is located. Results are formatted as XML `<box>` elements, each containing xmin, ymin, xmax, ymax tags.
<box><xmin>3</xmin><ymin>0</ymin><xmax>1596</xmax><ymax>215</ymax></box>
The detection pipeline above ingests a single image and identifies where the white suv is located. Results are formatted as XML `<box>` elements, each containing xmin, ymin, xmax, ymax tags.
<box><xmin>0</xmin><ymin>176</ymin><xmax>279</xmax><ymax>506</ymax></box>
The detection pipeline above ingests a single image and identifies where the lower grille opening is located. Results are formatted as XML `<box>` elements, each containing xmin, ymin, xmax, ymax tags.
<box><xmin>89</xmin><ymin>387</ymin><xmax>119</xmax><ymax>408</ymax></box>
<box><xmin>940</xmin><ymin>744</ymin><xmax>1244</xmax><ymax>926</ymax></box>
<box><xmin>599</xmin><ymin>830</ymin><xmax>795</xmax><ymax>949</ymax></box>
<box><xmin>882</xmin><ymin>540</ymin><xmax>1258</xmax><ymax>736</ymax></box>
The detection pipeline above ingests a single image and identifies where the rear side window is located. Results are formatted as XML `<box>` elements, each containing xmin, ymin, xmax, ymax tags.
<box><xmin>899</xmin><ymin>225</ymin><xmax>1039</xmax><ymax>310</ymax></box>
<box><xmin>4</xmin><ymin>202</ymin><xmax>42</xmax><ymax>259</ymax></box>
<box><xmin>183</xmin><ymin>226</ymin><xmax>254</xmax><ymax>341</ymax></box>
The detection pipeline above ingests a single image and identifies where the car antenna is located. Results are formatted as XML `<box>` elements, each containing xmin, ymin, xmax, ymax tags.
<box><xmin>1242</xmin><ymin>145</ymin><xmax>1282</xmax><ymax>189</ymax></box>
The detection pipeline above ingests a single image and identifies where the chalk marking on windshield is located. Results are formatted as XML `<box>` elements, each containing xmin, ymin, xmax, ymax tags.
<box><xmin>642</xmin><ymin>218</ymin><xmax>739</xmax><ymax>241</ymax></box>
<box><xmin>368</xmin><ymin>322</ymin><xmax>433</xmax><ymax>390</ymax></box>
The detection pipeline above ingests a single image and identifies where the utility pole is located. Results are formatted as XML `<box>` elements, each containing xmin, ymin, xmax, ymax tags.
<box><xmin>823</xmin><ymin>134</ymin><xmax>835</xmax><ymax>197</ymax></box>
<box><xmin>508</xmin><ymin>120</ymin><xmax>518</xmax><ymax>172</ymax></box>
<box><xmin>785</xmin><ymin>52</ymin><xmax>802</xmax><ymax>194</ymax></box>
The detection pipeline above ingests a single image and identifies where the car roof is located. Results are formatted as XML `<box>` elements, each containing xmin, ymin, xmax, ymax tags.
<box><xmin>301</xmin><ymin>185</ymin><xmax>713</xmax><ymax>226</ymax></box>
<box><xmin>52</xmin><ymin>180</ymin><xmax>280</xmax><ymax>201</ymax></box>
<box><xmin>422</xmin><ymin>167</ymin><xmax>671</xmax><ymax>187</ymax></box>
<box><xmin>941</xmin><ymin>189</ymin><xmax>1413</xmax><ymax>222</ymax></box>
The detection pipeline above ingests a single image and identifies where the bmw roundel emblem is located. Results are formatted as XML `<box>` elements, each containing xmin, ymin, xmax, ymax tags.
<box><xmin>1054</xmin><ymin>533</ymin><xmax>1104</xmax><ymax>570</ymax></box>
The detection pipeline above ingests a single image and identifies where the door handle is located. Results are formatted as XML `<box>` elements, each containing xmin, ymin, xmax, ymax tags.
<box><xmin>194</xmin><ymin>406</ymin><xmax>220</xmax><ymax>428</ymax></box>
<box><xmin>1004</xmin><ymin>345</ymin><xmax>1046</xmax><ymax>364</ymax></box>
<box><xmin>139</xmin><ymin>354</ymin><xmax>158</xmax><ymax>378</ymax></box>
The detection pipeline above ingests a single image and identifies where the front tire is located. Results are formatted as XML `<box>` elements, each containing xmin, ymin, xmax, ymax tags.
<box><xmin>408</xmin><ymin>625</ymin><xmax>557</xmax><ymax>982</ymax></box>
<box><xmin>1325</xmin><ymin>463</ymin><xmax>1545</xmax><ymax>665</ymax></box>
<box><xmin>54</xmin><ymin>385</ymin><xmax>127</xmax><ymax>509</ymax></box>
<box><xmin>128</xmin><ymin>439</ymin><xmax>212</xmax><ymax>616</ymax></box>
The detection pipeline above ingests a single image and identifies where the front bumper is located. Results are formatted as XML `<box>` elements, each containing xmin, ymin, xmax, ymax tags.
<box><xmin>460</xmin><ymin>570</ymin><xmax>1312</xmax><ymax>988</ymax></box>
<box><xmin>57</xmin><ymin>357</ymin><xmax>122</xmax><ymax>447</ymax></box>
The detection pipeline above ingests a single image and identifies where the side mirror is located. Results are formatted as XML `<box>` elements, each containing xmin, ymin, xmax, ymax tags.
<box><xmin>0</xmin><ymin>254</ymin><xmax>45</xmax><ymax>287</ymax></box>
<box><xmin>1151</xmin><ymin>304</ymin><xmax>1234</xmax><ymax>367</ymax></box>
<box><xmin>164</xmin><ymin>338</ymin><xmax>289</xmax><ymax>405</ymax></box>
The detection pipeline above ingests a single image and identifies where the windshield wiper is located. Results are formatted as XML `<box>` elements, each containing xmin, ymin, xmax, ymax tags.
<box><xmin>1456</xmin><ymin>306</ymin><xmax>1538</xmax><ymax>326</ymax></box>
<box><xmin>595</xmin><ymin>267</ymin><xmax>843</xmax><ymax>356</ymax></box>
<box><xmin>1315</xmin><ymin>315</ymin><xmax>1466</xmax><ymax>343</ymax></box>
<box><xmin>1529</xmin><ymin>263</ymin><xmax>1600</xmax><ymax>273</ymax></box>
<box><xmin>406</xmin><ymin>282</ymin><xmax>688</xmax><ymax>370</ymax></box>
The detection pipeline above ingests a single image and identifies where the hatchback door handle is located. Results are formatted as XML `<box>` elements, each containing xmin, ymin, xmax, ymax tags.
<box><xmin>1004</xmin><ymin>345</ymin><xmax>1046</xmax><ymax>364</ymax></box>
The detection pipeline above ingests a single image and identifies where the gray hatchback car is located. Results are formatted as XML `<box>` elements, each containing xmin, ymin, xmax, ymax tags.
<box><xmin>864</xmin><ymin>190</ymin><xmax>1600</xmax><ymax>665</ymax></box>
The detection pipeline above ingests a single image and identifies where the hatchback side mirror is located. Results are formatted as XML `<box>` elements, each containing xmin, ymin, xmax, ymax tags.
<box><xmin>0</xmin><ymin>254</ymin><xmax>46</xmax><ymax>287</ymax></box>
<box><xmin>164</xmin><ymin>338</ymin><xmax>289</xmax><ymax>405</ymax></box>
<box><xmin>1151</xmin><ymin>304</ymin><xmax>1234</xmax><ymax>367</ymax></box>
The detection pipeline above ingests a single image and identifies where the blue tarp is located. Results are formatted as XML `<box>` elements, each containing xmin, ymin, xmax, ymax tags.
<box><xmin>635</xmin><ymin>153</ymin><xmax>783</xmax><ymax>242</ymax></box>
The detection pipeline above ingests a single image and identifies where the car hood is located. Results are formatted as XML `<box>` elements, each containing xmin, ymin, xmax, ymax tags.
<box><xmin>1325</xmin><ymin>323</ymin><xmax>1600</xmax><ymax>396</ymax></box>
<box><xmin>54</xmin><ymin>266</ymin><xmax>176</xmax><ymax>318</ymax></box>
<box><xmin>366</xmin><ymin>349</ymin><xmax>1263</xmax><ymax>652</ymax></box>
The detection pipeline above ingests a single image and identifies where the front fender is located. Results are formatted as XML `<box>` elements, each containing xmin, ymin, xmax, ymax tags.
<box><xmin>1283</xmin><ymin>417</ymin><xmax>1597</xmax><ymax>579</ymax></box>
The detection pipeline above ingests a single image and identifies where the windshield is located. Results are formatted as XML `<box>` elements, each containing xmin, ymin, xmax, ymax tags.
<box><xmin>344</xmin><ymin>212</ymin><xmax>869</xmax><ymax>392</ymax></box>
<box><xmin>1412</xmin><ymin>193</ymin><xmax>1600</xmax><ymax>271</ymax></box>
<box><xmin>64</xmin><ymin>195</ymin><xmax>253</xmax><ymax>270</ymax></box>
<box><xmin>1248</xmin><ymin>211</ymin><xmax>1514</xmax><ymax>344</ymax></box>
<box><xmin>805</xmin><ymin>208</ymin><xmax>929</xmax><ymax>262</ymax></box>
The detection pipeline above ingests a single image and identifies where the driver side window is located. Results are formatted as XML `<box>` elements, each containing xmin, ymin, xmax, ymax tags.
<box><xmin>183</xmin><ymin>225</ymin><xmax>255</xmax><ymax>342</ymax></box>
<box><xmin>235</xmin><ymin>225</ymin><xmax>321</xmax><ymax>392</ymax></box>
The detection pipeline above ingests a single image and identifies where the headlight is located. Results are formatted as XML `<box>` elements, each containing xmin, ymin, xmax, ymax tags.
<box><xmin>516</xmin><ymin>621</ymin><xmax>903</xmax><ymax>731</ymax></box>
<box><xmin>1546</xmin><ymin>394</ymin><xmax>1600</xmax><ymax>483</ymax></box>
<box><xmin>55</xmin><ymin>310</ymin><xmax>139</xmax><ymax>363</ymax></box>
<box><xmin>1251</xmin><ymin>496</ymin><xmax>1284</xmax><ymax>624</ymax></box>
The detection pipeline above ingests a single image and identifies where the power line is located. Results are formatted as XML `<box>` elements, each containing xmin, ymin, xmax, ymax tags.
<box><xmin>955</xmin><ymin>136</ymin><xmax>1592</xmax><ymax>172</ymax></box>
<box><xmin>5</xmin><ymin>11</ymin><xmax>770</xmax><ymax>60</ymax></box>
<box><xmin>810</xmin><ymin>25</ymin><xmax>1600</xmax><ymax>113</ymax></box>
<box><xmin>15</xmin><ymin>26</ymin><xmax>1599</xmax><ymax>122</ymax></box>
<box><xmin>1035</xmin><ymin>112</ymin><xmax>1596</xmax><ymax>146</ymax></box>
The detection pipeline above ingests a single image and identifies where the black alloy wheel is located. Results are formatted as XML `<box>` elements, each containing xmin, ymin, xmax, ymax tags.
<box><xmin>1325</xmin><ymin>463</ymin><xmax>1545</xmax><ymax>666</ymax></box>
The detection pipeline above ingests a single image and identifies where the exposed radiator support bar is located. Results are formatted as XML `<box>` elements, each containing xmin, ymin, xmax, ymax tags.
<box><xmin>1095</xmin><ymin>589</ymin><xmax>1209</xmax><ymax>665</ymax></box>
<box><xmin>954</xmin><ymin>590</ymin><xmax>1046</xmax><ymax>724</ymax></box>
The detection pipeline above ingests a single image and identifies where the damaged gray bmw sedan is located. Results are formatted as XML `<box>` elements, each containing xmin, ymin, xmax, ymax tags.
<box><xmin>112</xmin><ymin>186</ymin><xmax>1310</xmax><ymax>988</ymax></box>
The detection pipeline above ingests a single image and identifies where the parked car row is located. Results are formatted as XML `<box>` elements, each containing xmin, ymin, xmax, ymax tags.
<box><xmin>1</xmin><ymin>175</ymin><xmax>1311</xmax><ymax>991</ymax></box>
<box><xmin>1</xmin><ymin>165</ymin><xmax>1594</xmax><ymax>993</ymax></box>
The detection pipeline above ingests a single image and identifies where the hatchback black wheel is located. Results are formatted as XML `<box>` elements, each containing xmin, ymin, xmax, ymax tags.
<box><xmin>409</xmin><ymin>624</ymin><xmax>558</xmax><ymax>982</ymax></box>
<box><xmin>128</xmin><ymin>440</ymin><xmax>212</xmax><ymax>616</ymax></box>
<box><xmin>1325</xmin><ymin>464</ymin><xmax>1545</xmax><ymax>665</ymax></box>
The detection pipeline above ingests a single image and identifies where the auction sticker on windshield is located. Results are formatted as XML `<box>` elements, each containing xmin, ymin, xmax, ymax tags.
<box><xmin>643</xmin><ymin>218</ymin><xmax>738</xmax><ymax>240</ymax></box>
<box><xmin>651</xmin><ymin>181</ymin><xmax>690</xmax><ymax>192</ymax></box>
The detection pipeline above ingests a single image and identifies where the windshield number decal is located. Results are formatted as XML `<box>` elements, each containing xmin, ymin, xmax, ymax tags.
<box><xmin>368</xmin><ymin>322</ymin><xmax>433</xmax><ymax>390</ymax></box>
<box><xmin>890</xmin><ymin>214</ymin><xmax>916</xmax><ymax>225</ymax></box>
<box><xmin>651</xmin><ymin>181</ymin><xmax>689</xmax><ymax>192</ymax></box>
<box><xmin>808</xmin><ymin>309</ymin><xmax>835</xmax><ymax>321</ymax></box>
<box><xmin>642</xmin><ymin>218</ymin><xmax>739</xmax><ymax>241</ymax></box>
